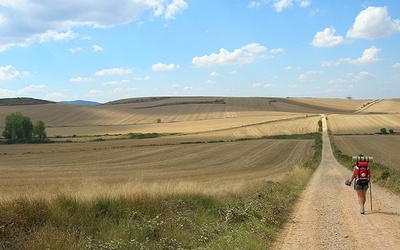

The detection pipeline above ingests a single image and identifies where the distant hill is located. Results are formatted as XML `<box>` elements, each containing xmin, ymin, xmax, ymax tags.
<box><xmin>60</xmin><ymin>100</ymin><xmax>101</xmax><ymax>106</ymax></box>
<box><xmin>0</xmin><ymin>97</ymin><xmax>55</xmax><ymax>106</ymax></box>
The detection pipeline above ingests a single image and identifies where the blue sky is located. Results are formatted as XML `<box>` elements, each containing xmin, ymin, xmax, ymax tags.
<box><xmin>0</xmin><ymin>0</ymin><xmax>399</xmax><ymax>103</ymax></box>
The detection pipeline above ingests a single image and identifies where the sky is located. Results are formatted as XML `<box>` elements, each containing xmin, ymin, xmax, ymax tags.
<box><xmin>0</xmin><ymin>0</ymin><xmax>399</xmax><ymax>103</ymax></box>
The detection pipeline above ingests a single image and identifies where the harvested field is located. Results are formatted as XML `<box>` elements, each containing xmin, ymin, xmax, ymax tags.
<box><xmin>0</xmin><ymin>97</ymin><xmax>365</xmax><ymax>133</ymax></box>
<box><xmin>0</xmin><ymin>138</ymin><xmax>314</xmax><ymax>200</ymax></box>
<box><xmin>0</xmin><ymin>96</ymin><xmax>384</xmax><ymax>200</ymax></box>
<box><xmin>327</xmin><ymin>113</ymin><xmax>400</xmax><ymax>134</ymax></box>
<box><xmin>359</xmin><ymin>98</ymin><xmax>400</xmax><ymax>113</ymax></box>
<box><xmin>332</xmin><ymin>135</ymin><xmax>400</xmax><ymax>171</ymax></box>
<box><xmin>44</xmin><ymin>112</ymin><xmax>311</xmax><ymax>137</ymax></box>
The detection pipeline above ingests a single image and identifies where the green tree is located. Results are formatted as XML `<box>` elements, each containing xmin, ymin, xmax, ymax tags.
<box><xmin>2</xmin><ymin>112</ymin><xmax>33</xmax><ymax>141</ymax></box>
<box><xmin>33</xmin><ymin>120</ymin><xmax>47</xmax><ymax>139</ymax></box>
<box><xmin>380</xmin><ymin>128</ymin><xmax>387</xmax><ymax>134</ymax></box>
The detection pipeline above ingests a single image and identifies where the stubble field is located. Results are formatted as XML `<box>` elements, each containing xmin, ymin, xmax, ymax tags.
<box><xmin>1</xmin><ymin>97</ymin><xmax>399</xmax><ymax>200</ymax></box>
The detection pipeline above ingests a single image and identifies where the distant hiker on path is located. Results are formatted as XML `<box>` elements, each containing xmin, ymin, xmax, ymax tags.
<box><xmin>346</xmin><ymin>155</ymin><xmax>371</xmax><ymax>214</ymax></box>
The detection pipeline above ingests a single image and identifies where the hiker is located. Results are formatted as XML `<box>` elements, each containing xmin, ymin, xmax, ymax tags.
<box><xmin>346</xmin><ymin>157</ymin><xmax>371</xmax><ymax>214</ymax></box>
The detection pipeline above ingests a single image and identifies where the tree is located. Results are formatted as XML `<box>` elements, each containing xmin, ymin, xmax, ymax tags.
<box><xmin>380</xmin><ymin>128</ymin><xmax>387</xmax><ymax>134</ymax></box>
<box><xmin>33</xmin><ymin>120</ymin><xmax>47</xmax><ymax>139</ymax></box>
<box><xmin>2</xmin><ymin>112</ymin><xmax>33</xmax><ymax>141</ymax></box>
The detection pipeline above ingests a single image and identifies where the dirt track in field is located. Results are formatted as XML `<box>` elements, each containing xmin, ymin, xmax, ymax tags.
<box><xmin>273</xmin><ymin>116</ymin><xmax>400</xmax><ymax>250</ymax></box>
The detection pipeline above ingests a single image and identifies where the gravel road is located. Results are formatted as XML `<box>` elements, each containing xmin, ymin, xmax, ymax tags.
<box><xmin>272</xmin><ymin>115</ymin><xmax>400</xmax><ymax>250</ymax></box>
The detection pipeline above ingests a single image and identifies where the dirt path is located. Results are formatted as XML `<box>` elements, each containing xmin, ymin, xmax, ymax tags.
<box><xmin>272</xmin><ymin>115</ymin><xmax>400</xmax><ymax>250</ymax></box>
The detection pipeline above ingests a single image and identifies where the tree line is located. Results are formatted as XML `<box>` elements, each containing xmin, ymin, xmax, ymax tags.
<box><xmin>2</xmin><ymin>112</ymin><xmax>47</xmax><ymax>143</ymax></box>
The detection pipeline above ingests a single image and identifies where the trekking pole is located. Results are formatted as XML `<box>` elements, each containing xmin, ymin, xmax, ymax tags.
<box><xmin>370</xmin><ymin>181</ymin><xmax>372</xmax><ymax>211</ymax></box>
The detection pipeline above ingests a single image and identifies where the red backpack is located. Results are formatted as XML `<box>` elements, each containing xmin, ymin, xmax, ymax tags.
<box><xmin>355</xmin><ymin>161</ymin><xmax>370</xmax><ymax>185</ymax></box>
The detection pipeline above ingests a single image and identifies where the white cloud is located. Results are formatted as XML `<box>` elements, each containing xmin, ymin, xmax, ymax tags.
<box><xmin>247</xmin><ymin>1</ymin><xmax>264</xmax><ymax>9</ymax></box>
<box><xmin>206</xmin><ymin>80</ymin><xmax>215</xmax><ymax>84</ymax></box>
<box><xmin>152</xmin><ymin>63</ymin><xmax>180</xmax><ymax>71</ymax></box>
<box><xmin>270</xmin><ymin>48</ymin><xmax>285</xmax><ymax>54</ymax></box>
<box><xmin>311</xmin><ymin>27</ymin><xmax>345</xmax><ymax>47</ymax></box>
<box><xmin>273</xmin><ymin>0</ymin><xmax>293</xmax><ymax>12</ymax></box>
<box><xmin>329</xmin><ymin>71</ymin><xmax>374</xmax><ymax>85</ymax></box>
<box><xmin>0</xmin><ymin>0</ymin><xmax>189</xmax><ymax>51</ymax></box>
<box><xmin>299</xmin><ymin>1</ymin><xmax>311</xmax><ymax>8</ymax></box>
<box><xmin>46</xmin><ymin>92</ymin><xmax>67</xmax><ymax>100</ymax></box>
<box><xmin>192</xmin><ymin>43</ymin><xmax>267</xmax><ymax>67</ymax></box>
<box><xmin>69</xmin><ymin>47</ymin><xmax>83</xmax><ymax>54</ymax></box>
<box><xmin>19</xmin><ymin>84</ymin><xmax>46</xmax><ymax>95</ymax></box>
<box><xmin>88</xmin><ymin>89</ymin><xmax>103</xmax><ymax>96</ymax></box>
<box><xmin>69</xmin><ymin>77</ymin><xmax>93</xmax><ymax>82</ymax></box>
<box><xmin>321</xmin><ymin>46</ymin><xmax>381</xmax><ymax>66</ymax></box>
<box><xmin>248</xmin><ymin>0</ymin><xmax>310</xmax><ymax>11</ymax></box>
<box><xmin>347</xmin><ymin>6</ymin><xmax>400</xmax><ymax>39</ymax></box>
<box><xmin>297</xmin><ymin>71</ymin><xmax>321</xmax><ymax>83</ymax></box>
<box><xmin>392</xmin><ymin>63</ymin><xmax>400</xmax><ymax>69</ymax></box>
<box><xmin>183</xmin><ymin>86</ymin><xmax>200</xmax><ymax>91</ymax></box>
<box><xmin>95</xmin><ymin>68</ymin><xmax>133</xmax><ymax>76</ymax></box>
<box><xmin>210</xmin><ymin>72</ymin><xmax>219</xmax><ymax>77</ymax></box>
<box><xmin>0</xmin><ymin>84</ymin><xmax>46</xmax><ymax>97</ymax></box>
<box><xmin>252</xmin><ymin>83</ymin><xmax>274</xmax><ymax>88</ymax></box>
<box><xmin>92</xmin><ymin>45</ymin><xmax>104</xmax><ymax>52</ymax></box>
<box><xmin>37</xmin><ymin>29</ymin><xmax>78</xmax><ymax>43</ymax></box>
<box><xmin>284</xmin><ymin>66</ymin><xmax>292</xmax><ymax>70</ymax></box>
<box><xmin>0</xmin><ymin>65</ymin><xmax>22</xmax><ymax>80</ymax></box>
<box><xmin>103</xmin><ymin>80</ymin><xmax>129</xmax><ymax>85</ymax></box>
<box><xmin>164</xmin><ymin>0</ymin><xmax>189</xmax><ymax>20</ymax></box>
<box><xmin>349</xmin><ymin>46</ymin><xmax>381</xmax><ymax>65</ymax></box>
<box><xmin>133</xmin><ymin>76</ymin><xmax>151</xmax><ymax>81</ymax></box>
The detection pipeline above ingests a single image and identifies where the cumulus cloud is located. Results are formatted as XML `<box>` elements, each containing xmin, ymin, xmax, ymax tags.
<box><xmin>311</xmin><ymin>27</ymin><xmax>345</xmax><ymax>47</ymax></box>
<box><xmin>192</xmin><ymin>43</ymin><xmax>268</xmax><ymax>67</ymax></box>
<box><xmin>0</xmin><ymin>65</ymin><xmax>22</xmax><ymax>80</ymax></box>
<box><xmin>152</xmin><ymin>63</ymin><xmax>180</xmax><ymax>71</ymax></box>
<box><xmin>95</xmin><ymin>68</ymin><xmax>133</xmax><ymax>76</ymax></box>
<box><xmin>349</xmin><ymin>46</ymin><xmax>381</xmax><ymax>65</ymax></box>
<box><xmin>347</xmin><ymin>6</ymin><xmax>400</xmax><ymax>39</ymax></box>
<box><xmin>392</xmin><ymin>63</ymin><xmax>400</xmax><ymax>69</ymax></box>
<box><xmin>0</xmin><ymin>0</ymin><xmax>188</xmax><ymax>51</ymax></box>
<box><xmin>321</xmin><ymin>46</ymin><xmax>381</xmax><ymax>66</ymax></box>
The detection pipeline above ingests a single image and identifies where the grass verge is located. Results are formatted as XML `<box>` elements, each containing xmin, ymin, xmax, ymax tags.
<box><xmin>0</xmin><ymin>133</ymin><xmax>322</xmax><ymax>249</ymax></box>
<box><xmin>330</xmin><ymin>135</ymin><xmax>400</xmax><ymax>195</ymax></box>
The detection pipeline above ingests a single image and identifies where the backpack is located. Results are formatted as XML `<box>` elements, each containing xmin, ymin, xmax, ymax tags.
<box><xmin>355</xmin><ymin>161</ymin><xmax>370</xmax><ymax>186</ymax></box>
